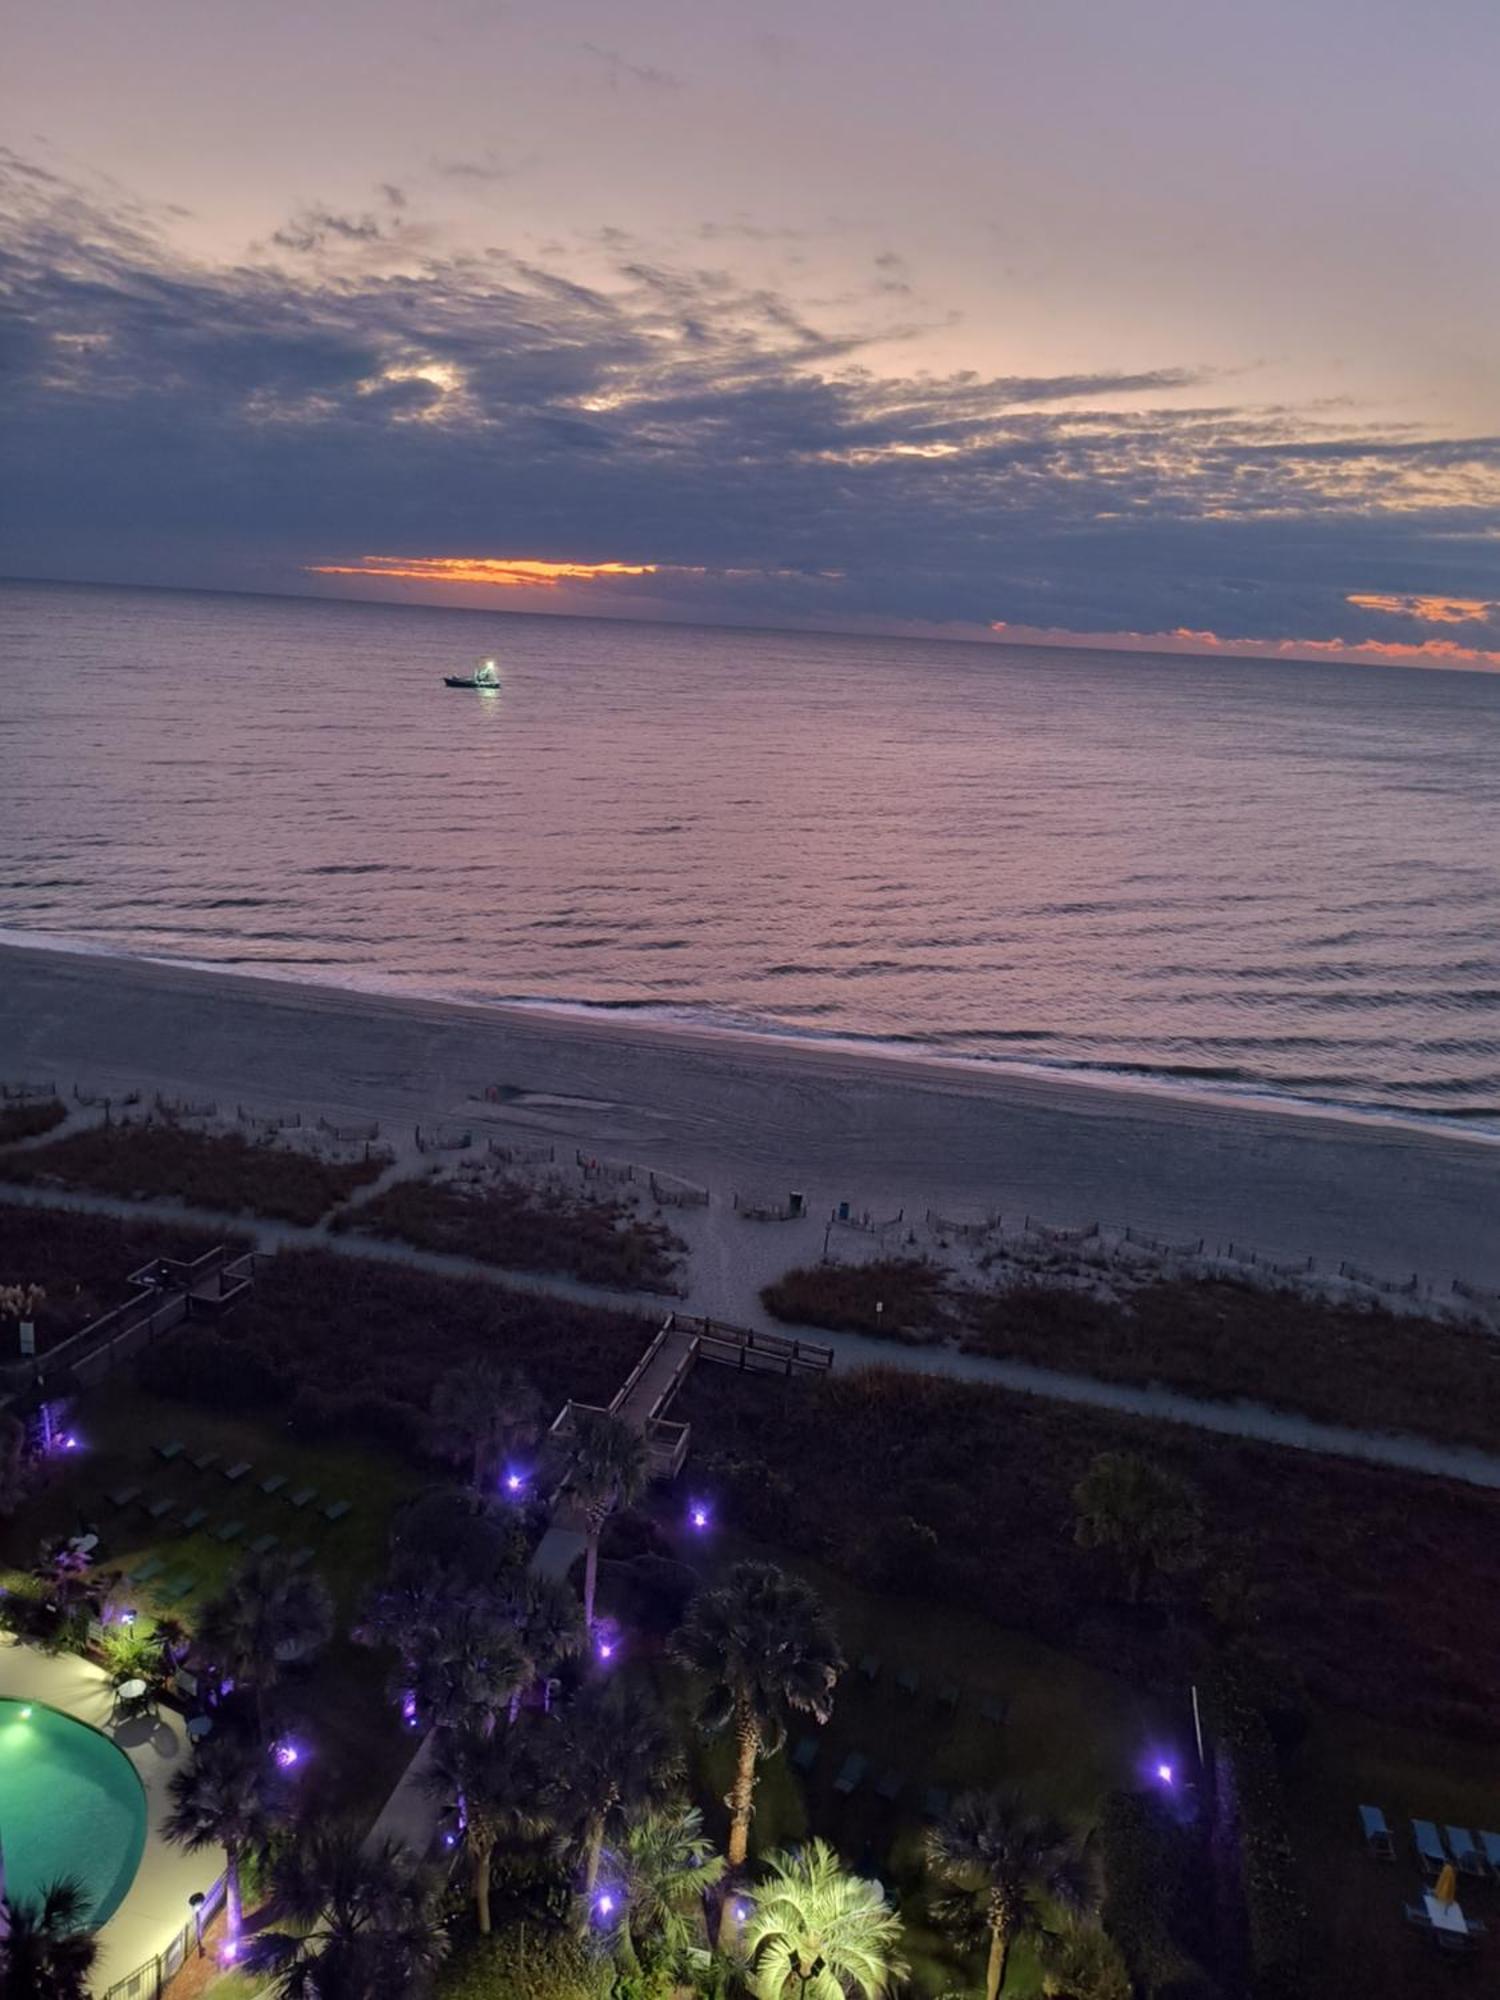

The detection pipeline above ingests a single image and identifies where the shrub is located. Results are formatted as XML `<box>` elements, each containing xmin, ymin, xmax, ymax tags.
<box><xmin>137</xmin><ymin>1329</ymin><xmax>289</xmax><ymax>1412</ymax></box>
<box><xmin>760</xmin><ymin>1258</ymin><xmax>947</xmax><ymax>1336</ymax></box>
<box><xmin>438</xmin><ymin>1926</ymin><xmax>607</xmax><ymax>2000</ymax></box>
<box><xmin>0</xmin><ymin>1099</ymin><xmax>67</xmax><ymax>1146</ymax></box>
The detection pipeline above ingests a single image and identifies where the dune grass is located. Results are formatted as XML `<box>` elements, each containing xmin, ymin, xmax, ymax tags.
<box><xmin>6</xmin><ymin>1120</ymin><xmax>382</xmax><ymax>1224</ymax></box>
<box><xmin>330</xmin><ymin>1171</ymin><xmax>685</xmax><ymax>1292</ymax></box>
<box><xmin>0</xmin><ymin>1098</ymin><xmax>67</xmax><ymax>1146</ymax></box>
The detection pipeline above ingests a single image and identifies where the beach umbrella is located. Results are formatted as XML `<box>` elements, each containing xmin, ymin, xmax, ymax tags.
<box><xmin>1434</xmin><ymin>1863</ymin><xmax>1458</xmax><ymax>1906</ymax></box>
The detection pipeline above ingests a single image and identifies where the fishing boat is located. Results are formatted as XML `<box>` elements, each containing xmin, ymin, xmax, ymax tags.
<box><xmin>444</xmin><ymin>657</ymin><xmax>501</xmax><ymax>690</ymax></box>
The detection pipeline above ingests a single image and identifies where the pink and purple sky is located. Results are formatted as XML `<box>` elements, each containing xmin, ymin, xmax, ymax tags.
<box><xmin>2</xmin><ymin>0</ymin><xmax>1498</xmax><ymax>665</ymax></box>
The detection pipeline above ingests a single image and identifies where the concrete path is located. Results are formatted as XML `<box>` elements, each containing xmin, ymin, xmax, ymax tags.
<box><xmin>6</xmin><ymin>1179</ymin><xmax>1500</xmax><ymax>1491</ymax></box>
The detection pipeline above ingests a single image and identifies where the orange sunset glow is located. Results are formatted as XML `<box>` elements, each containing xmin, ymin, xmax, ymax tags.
<box><xmin>306</xmin><ymin>556</ymin><xmax>660</xmax><ymax>590</ymax></box>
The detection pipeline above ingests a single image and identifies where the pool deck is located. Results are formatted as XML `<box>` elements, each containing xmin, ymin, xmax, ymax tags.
<box><xmin>0</xmin><ymin>1637</ymin><xmax>219</xmax><ymax>1994</ymax></box>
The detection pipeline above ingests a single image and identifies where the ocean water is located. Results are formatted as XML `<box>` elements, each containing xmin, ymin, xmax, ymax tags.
<box><xmin>3</xmin><ymin>577</ymin><xmax>1499</xmax><ymax>1130</ymax></box>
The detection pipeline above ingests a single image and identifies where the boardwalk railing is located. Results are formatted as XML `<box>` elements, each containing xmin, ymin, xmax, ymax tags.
<box><xmin>663</xmin><ymin>1311</ymin><xmax>833</xmax><ymax>1377</ymax></box>
<box><xmin>24</xmin><ymin>1247</ymin><xmax>255</xmax><ymax>1389</ymax></box>
<box><xmin>103</xmin><ymin>1872</ymin><xmax>226</xmax><ymax>2000</ymax></box>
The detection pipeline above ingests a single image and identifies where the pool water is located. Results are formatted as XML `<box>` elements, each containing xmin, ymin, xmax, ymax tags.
<box><xmin>0</xmin><ymin>1698</ymin><xmax>147</xmax><ymax>1926</ymax></box>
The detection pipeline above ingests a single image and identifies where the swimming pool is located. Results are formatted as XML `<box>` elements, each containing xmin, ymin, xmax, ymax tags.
<box><xmin>0</xmin><ymin>1697</ymin><xmax>147</xmax><ymax>1927</ymax></box>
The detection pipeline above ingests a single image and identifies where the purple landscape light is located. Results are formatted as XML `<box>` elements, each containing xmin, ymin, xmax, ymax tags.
<box><xmin>504</xmin><ymin>1469</ymin><xmax>526</xmax><ymax>1493</ymax></box>
<box><xmin>689</xmin><ymin>1502</ymin><xmax>709</xmax><ymax>1531</ymax></box>
<box><xmin>597</xmin><ymin>1638</ymin><xmax>614</xmax><ymax>1660</ymax></box>
<box><xmin>274</xmin><ymin>1740</ymin><xmax>301</xmax><ymax>1769</ymax></box>
<box><xmin>595</xmin><ymin>1892</ymin><xmax>616</xmax><ymax>1919</ymax></box>
<box><xmin>1157</xmin><ymin>1762</ymin><xmax>1174</xmax><ymax>1786</ymax></box>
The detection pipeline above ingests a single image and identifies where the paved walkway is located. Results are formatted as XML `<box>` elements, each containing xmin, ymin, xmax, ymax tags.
<box><xmin>6</xmin><ymin>1180</ymin><xmax>1500</xmax><ymax>1491</ymax></box>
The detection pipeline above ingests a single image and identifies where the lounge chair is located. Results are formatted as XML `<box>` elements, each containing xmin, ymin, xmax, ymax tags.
<box><xmin>127</xmin><ymin>1554</ymin><xmax>165</xmax><ymax>1585</ymax></box>
<box><xmin>259</xmin><ymin>1473</ymin><xmax>287</xmax><ymax>1497</ymax></box>
<box><xmin>937</xmin><ymin>1681</ymin><xmax>959</xmax><ymax>1712</ymax></box>
<box><xmin>140</xmin><ymin>1493</ymin><xmax>174</xmax><ymax>1523</ymax></box>
<box><xmin>223</xmin><ymin>1460</ymin><xmax>253</xmax><ymax>1483</ymax></box>
<box><xmin>1404</xmin><ymin>1903</ymin><xmax>1433</xmax><ymax>1929</ymax></box>
<box><xmin>287</xmin><ymin>1546</ymin><xmax>315</xmax><ymax>1570</ymax></box>
<box><xmin>876</xmin><ymin>1769</ymin><xmax>903</xmax><ymax>1803</ymax></box>
<box><xmin>791</xmin><ymin>1736</ymin><xmax>819</xmax><ymax>1774</ymax></box>
<box><xmin>190</xmin><ymin>1450</ymin><xmax>220</xmax><ymax>1473</ymax></box>
<box><xmin>923</xmin><ymin>1787</ymin><xmax>950</xmax><ymax>1821</ymax></box>
<box><xmin>1445</xmin><ymin>1827</ymin><xmax>1486</xmax><ymax>1877</ymax></box>
<box><xmin>833</xmin><ymin>1753</ymin><xmax>869</xmax><ymax>1796</ymax></box>
<box><xmin>1436</xmin><ymin>1928</ymin><xmax>1473</xmax><ymax>1956</ymax></box>
<box><xmin>858</xmin><ymin>1653</ymin><xmax>881</xmax><ymax>1683</ymax></box>
<box><xmin>895</xmin><ymin>1667</ymin><xmax>919</xmax><ymax>1698</ymax></box>
<box><xmin>979</xmin><ymin>1695</ymin><xmax>1009</xmax><ymax>1727</ymax></box>
<box><xmin>1413</xmin><ymin>1820</ymin><xmax>1448</xmax><ymax>1877</ymax></box>
<box><xmin>322</xmin><ymin>1499</ymin><xmax>351</xmax><ymax>1523</ymax></box>
<box><xmin>1358</xmin><ymin>1804</ymin><xmax>1395</xmax><ymax>1859</ymax></box>
<box><xmin>213</xmin><ymin>1518</ymin><xmax>245</xmax><ymax>1544</ymax></box>
<box><xmin>1467</xmin><ymin>1919</ymin><xmax>1489</xmax><ymax>1938</ymax></box>
<box><xmin>107</xmin><ymin>1484</ymin><xmax>142</xmax><ymax>1510</ymax></box>
<box><xmin>248</xmin><ymin>1533</ymin><xmax>280</xmax><ymax>1557</ymax></box>
<box><xmin>180</xmin><ymin>1507</ymin><xmax>208</xmax><ymax>1533</ymax></box>
<box><xmin>1481</xmin><ymin>1831</ymin><xmax>1500</xmax><ymax>1872</ymax></box>
<box><xmin>153</xmin><ymin>1440</ymin><xmax>185</xmax><ymax>1462</ymax></box>
<box><xmin>288</xmin><ymin>1486</ymin><xmax>318</xmax><ymax>1509</ymax></box>
<box><xmin>160</xmin><ymin>1569</ymin><xmax>197</xmax><ymax>1603</ymax></box>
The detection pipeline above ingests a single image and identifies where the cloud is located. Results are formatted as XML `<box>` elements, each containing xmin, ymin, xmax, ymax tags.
<box><xmin>432</xmin><ymin>152</ymin><xmax>515</xmax><ymax>184</ymax></box>
<box><xmin>580</xmin><ymin>43</ymin><xmax>684</xmax><ymax>91</ymax></box>
<box><xmin>2</xmin><ymin>149</ymin><xmax>1499</xmax><ymax>663</ymax></box>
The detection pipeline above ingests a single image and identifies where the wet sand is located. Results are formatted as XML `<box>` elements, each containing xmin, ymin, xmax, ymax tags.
<box><xmin>1</xmin><ymin>939</ymin><xmax>1496</xmax><ymax>1288</ymax></box>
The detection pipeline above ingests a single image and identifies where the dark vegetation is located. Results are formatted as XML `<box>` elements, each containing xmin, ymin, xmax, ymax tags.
<box><xmin>0</xmin><ymin>1199</ymin><xmax>241</xmax><ymax>1350</ymax></box>
<box><xmin>331</xmin><ymin>1172</ymin><xmax>685</xmax><ymax>1292</ymax></box>
<box><xmin>0</xmin><ymin>1098</ymin><xmax>67</xmax><ymax>1146</ymax></box>
<box><xmin>138</xmin><ymin>1245</ymin><xmax>653</xmax><ymax>1452</ymax></box>
<box><xmin>5</xmin><ymin>1120</ymin><xmax>382</xmax><ymax>1224</ymax></box>
<box><xmin>763</xmin><ymin>1257</ymin><xmax>1500</xmax><ymax>1452</ymax></box>
<box><xmin>676</xmin><ymin>1362</ymin><xmax>1500</xmax><ymax>1744</ymax></box>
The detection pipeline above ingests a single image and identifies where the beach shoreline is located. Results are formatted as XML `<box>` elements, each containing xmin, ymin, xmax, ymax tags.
<box><xmin>2</xmin><ymin>937</ymin><xmax>1497</xmax><ymax>1291</ymax></box>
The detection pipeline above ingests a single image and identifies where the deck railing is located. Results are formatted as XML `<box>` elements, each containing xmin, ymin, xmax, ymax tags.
<box><xmin>102</xmin><ymin>1873</ymin><xmax>226</xmax><ymax>2000</ymax></box>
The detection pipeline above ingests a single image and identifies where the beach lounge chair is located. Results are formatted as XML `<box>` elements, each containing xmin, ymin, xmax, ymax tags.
<box><xmin>791</xmin><ymin>1735</ymin><xmax>819</xmax><ymax>1774</ymax></box>
<box><xmin>107</xmin><ymin>1484</ymin><xmax>142</xmax><ymax>1510</ymax></box>
<box><xmin>937</xmin><ymin>1680</ymin><xmax>960</xmax><ymax>1712</ymax></box>
<box><xmin>160</xmin><ymin>1569</ymin><xmax>197</xmax><ymax>1603</ymax></box>
<box><xmin>171</xmin><ymin>1668</ymin><xmax>199</xmax><ymax>1703</ymax></box>
<box><xmin>1404</xmin><ymin>1903</ymin><xmax>1433</xmax><ymax>1929</ymax></box>
<box><xmin>1481</xmin><ymin>1831</ymin><xmax>1500</xmax><ymax>1872</ymax></box>
<box><xmin>979</xmin><ymin>1695</ymin><xmax>1009</xmax><ymax>1727</ymax></box>
<box><xmin>876</xmin><ymin>1769</ymin><xmax>903</xmax><ymax>1804</ymax></box>
<box><xmin>190</xmin><ymin>1450</ymin><xmax>219</xmax><ymax>1473</ymax></box>
<box><xmin>248</xmin><ymin>1533</ymin><xmax>280</xmax><ymax>1557</ymax></box>
<box><xmin>153</xmin><ymin>1440</ymin><xmax>185</xmax><ymax>1462</ymax></box>
<box><xmin>322</xmin><ymin>1499</ymin><xmax>352</xmax><ymax>1523</ymax></box>
<box><xmin>288</xmin><ymin>1486</ymin><xmax>318</xmax><ymax>1509</ymax></box>
<box><xmin>127</xmin><ymin>1554</ymin><xmax>165</xmax><ymax>1585</ymax></box>
<box><xmin>141</xmin><ymin>1493</ymin><xmax>174</xmax><ymax>1523</ymax></box>
<box><xmin>213</xmin><ymin>1518</ymin><xmax>245</xmax><ymax>1544</ymax></box>
<box><xmin>223</xmin><ymin>1460</ymin><xmax>253</xmax><ymax>1483</ymax></box>
<box><xmin>287</xmin><ymin>1546</ymin><xmax>315</xmax><ymax>1570</ymax></box>
<box><xmin>1445</xmin><ymin>1827</ymin><xmax>1486</xmax><ymax>1876</ymax></box>
<box><xmin>858</xmin><ymin>1653</ymin><xmax>881</xmax><ymax>1683</ymax></box>
<box><xmin>1413</xmin><ymin>1820</ymin><xmax>1448</xmax><ymax>1876</ymax></box>
<box><xmin>259</xmin><ymin>1473</ymin><xmax>287</xmax><ymax>1497</ymax></box>
<box><xmin>833</xmin><ymin>1753</ymin><xmax>869</xmax><ymax>1796</ymax></box>
<box><xmin>923</xmin><ymin>1788</ymin><xmax>950</xmax><ymax>1821</ymax></box>
<box><xmin>1358</xmin><ymin>1804</ymin><xmax>1395</xmax><ymax>1860</ymax></box>
<box><xmin>180</xmin><ymin>1507</ymin><xmax>207</xmax><ymax>1533</ymax></box>
<box><xmin>895</xmin><ymin>1667</ymin><xmax>920</xmax><ymax>1698</ymax></box>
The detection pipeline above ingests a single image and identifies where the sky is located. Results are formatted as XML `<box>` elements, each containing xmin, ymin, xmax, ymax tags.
<box><xmin>2</xmin><ymin>0</ymin><xmax>1499</xmax><ymax>666</ymax></box>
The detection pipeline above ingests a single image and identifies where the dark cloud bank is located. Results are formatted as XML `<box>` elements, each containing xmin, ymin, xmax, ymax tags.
<box><xmin>2</xmin><ymin>149</ymin><xmax>1497</xmax><ymax>654</ymax></box>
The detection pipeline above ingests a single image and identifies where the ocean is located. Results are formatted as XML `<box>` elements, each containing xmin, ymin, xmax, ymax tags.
<box><xmin>3</xmin><ymin>578</ymin><xmax>1498</xmax><ymax>1131</ymax></box>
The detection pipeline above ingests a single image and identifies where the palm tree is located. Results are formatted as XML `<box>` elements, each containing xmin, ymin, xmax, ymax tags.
<box><xmin>606</xmin><ymin>1802</ymin><xmax>726</xmax><ymax>1980</ymax></box>
<box><xmin>550</xmin><ymin>1678</ymin><xmax>682</xmax><ymax>1918</ymax></box>
<box><xmin>562</xmin><ymin>1406</ymin><xmax>648</xmax><ymax>1628</ymax></box>
<box><xmin>243</xmin><ymin>1823</ymin><xmax>449</xmax><ymax>2000</ymax></box>
<box><xmin>673</xmin><ymin>1560</ymin><xmax>843</xmax><ymax>1869</ymax></box>
<box><xmin>743</xmin><ymin>1840</ymin><xmax>905</xmax><ymax>2000</ymax></box>
<box><xmin>429</xmin><ymin>1361</ymin><xmax>541</xmax><ymax>1495</ymax></box>
<box><xmin>196</xmin><ymin>1553</ymin><xmax>334</xmax><ymax>1735</ymax></box>
<box><xmin>494</xmin><ymin>1569</ymin><xmax>585</xmax><ymax>1721</ymax></box>
<box><xmin>0</xmin><ymin>1879</ymin><xmax>98</xmax><ymax>2000</ymax></box>
<box><xmin>406</xmin><ymin>1594</ymin><xmax>531</xmax><ymax>1736</ymax></box>
<box><xmin>163</xmin><ymin>1730</ymin><xmax>281</xmax><ymax>1958</ymax></box>
<box><xmin>423</xmin><ymin>1720</ymin><xmax>551</xmax><ymax>1935</ymax></box>
<box><xmin>925</xmin><ymin>1791</ymin><xmax>1090</xmax><ymax>2000</ymax></box>
<box><xmin>1072</xmin><ymin>1452</ymin><xmax>1203</xmax><ymax>1606</ymax></box>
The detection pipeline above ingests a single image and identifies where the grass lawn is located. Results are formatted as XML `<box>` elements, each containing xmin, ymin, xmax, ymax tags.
<box><xmin>1286</xmin><ymin>1711</ymin><xmax>1500</xmax><ymax>2000</ymax></box>
<box><xmin>0</xmin><ymin>1383</ymin><xmax>425</xmax><ymax>1817</ymax></box>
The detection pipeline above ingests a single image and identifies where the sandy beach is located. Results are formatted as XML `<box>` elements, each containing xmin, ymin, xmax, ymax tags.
<box><xmin>1</xmin><ymin>939</ymin><xmax>1496</xmax><ymax>1292</ymax></box>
